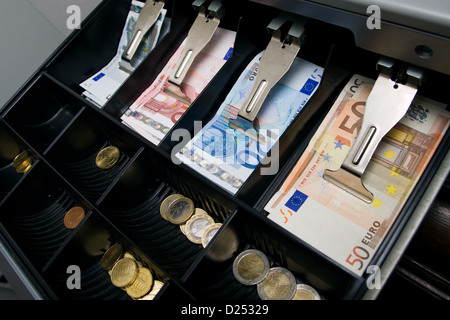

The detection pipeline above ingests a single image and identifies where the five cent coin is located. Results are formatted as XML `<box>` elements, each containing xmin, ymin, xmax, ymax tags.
<box><xmin>63</xmin><ymin>206</ymin><xmax>86</xmax><ymax>229</ymax></box>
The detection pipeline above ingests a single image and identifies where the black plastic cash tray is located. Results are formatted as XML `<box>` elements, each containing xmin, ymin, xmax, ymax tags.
<box><xmin>0</xmin><ymin>0</ymin><xmax>449</xmax><ymax>300</ymax></box>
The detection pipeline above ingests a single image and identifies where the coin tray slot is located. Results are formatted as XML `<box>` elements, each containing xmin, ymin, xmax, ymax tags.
<box><xmin>98</xmin><ymin>150</ymin><xmax>214</xmax><ymax>280</ymax></box>
<box><xmin>0</xmin><ymin>122</ymin><xmax>38</xmax><ymax>204</ymax></box>
<box><xmin>0</xmin><ymin>163</ymin><xmax>93</xmax><ymax>271</ymax></box>
<box><xmin>42</xmin><ymin>213</ymin><xmax>186</xmax><ymax>300</ymax></box>
<box><xmin>2</xmin><ymin>75</ymin><xmax>83</xmax><ymax>153</ymax></box>
<box><xmin>45</xmin><ymin>108</ymin><xmax>141</xmax><ymax>202</ymax></box>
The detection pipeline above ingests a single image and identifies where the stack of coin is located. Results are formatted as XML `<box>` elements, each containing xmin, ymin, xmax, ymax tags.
<box><xmin>233</xmin><ymin>249</ymin><xmax>270</xmax><ymax>286</ymax></box>
<box><xmin>95</xmin><ymin>146</ymin><xmax>120</xmax><ymax>170</ymax></box>
<box><xmin>101</xmin><ymin>243</ymin><xmax>163</xmax><ymax>300</ymax></box>
<box><xmin>257</xmin><ymin>267</ymin><xmax>297</xmax><ymax>300</ymax></box>
<box><xmin>12</xmin><ymin>150</ymin><xmax>32</xmax><ymax>174</ymax></box>
<box><xmin>232</xmin><ymin>249</ymin><xmax>320</xmax><ymax>300</ymax></box>
<box><xmin>160</xmin><ymin>194</ymin><xmax>222</xmax><ymax>248</ymax></box>
<box><xmin>160</xmin><ymin>194</ymin><xmax>194</xmax><ymax>224</ymax></box>
<box><xmin>63</xmin><ymin>206</ymin><xmax>86</xmax><ymax>229</ymax></box>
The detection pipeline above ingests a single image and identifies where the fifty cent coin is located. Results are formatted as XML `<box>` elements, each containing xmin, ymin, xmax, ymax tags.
<box><xmin>96</xmin><ymin>146</ymin><xmax>120</xmax><ymax>170</ymax></box>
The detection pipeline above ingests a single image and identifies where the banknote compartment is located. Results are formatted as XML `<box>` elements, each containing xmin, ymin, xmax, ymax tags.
<box><xmin>0</xmin><ymin>122</ymin><xmax>38</xmax><ymax>204</ymax></box>
<box><xmin>0</xmin><ymin>161</ymin><xmax>94</xmax><ymax>284</ymax></box>
<box><xmin>46</xmin><ymin>0</ymin><xmax>195</xmax><ymax>111</ymax></box>
<box><xmin>98</xmin><ymin>147</ymin><xmax>233</xmax><ymax>280</ymax></box>
<box><xmin>42</xmin><ymin>212</ymin><xmax>189</xmax><ymax>300</ymax></box>
<box><xmin>232</xmin><ymin>20</ymin><xmax>365</xmax><ymax>206</ymax></box>
<box><xmin>103</xmin><ymin>0</ymin><xmax>246</xmax><ymax>126</ymax></box>
<box><xmin>256</xmin><ymin>43</ymin><xmax>450</xmax><ymax>294</ymax></box>
<box><xmin>46</xmin><ymin>0</ymin><xmax>180</xmax><ymax>94</ymax></box>
<box><xmin>182</xmin><ymin>206</ymin><xmax>359</xmax><ymax>299</ymax></box>
<box><xmin>156</xmin><ymin>1</ymin><xmax>275</xmax><ymax>154</ymax></box>
<box><xmin>44</xmin><ymin>107</ymin><xmax>141</xmax><ymax>203</ymax></box>
<box><xmin>2</xmin><ymin>75</ymin><xmax>84</xmax><ymax>154</ymax></box>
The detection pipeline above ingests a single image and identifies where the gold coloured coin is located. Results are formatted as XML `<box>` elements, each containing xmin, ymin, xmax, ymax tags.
<box><xmin>180</xmin><ymin>223</ymin><xmax>186</xmax><ymax>235</ymax></box>
<box><xmin>63</xmin><ymin>206</ymin><xmax>86</xmax><ymax>229</ymax></box>
<box><xmin>16</xmin><ymin>162</ymin><xmax>32</xmax><ymax>174</ymax></box>
<box><xmin>201</xmin><ymin>222</ymin><xmax>222</xmax><ymax>248</ymax></box>
<box><xmin>233</xmin><ymin>249</ymin><xmax>269</xmax><ymax>285</ymax></box>
<box><xmin>292</xmin><ymin>284</ymin><xmax>321</xmax><ymax>300</ymax></box>
<box><xmin>110</xmin><ymin>257</ymin><xmax>138</xmax><ymax>288</ymax></box>
<box><xmin>125</xmin><ymin>267</ymin><xmax>153</xmax><ymax>299</ymax></box>
<box><xmin>101</xmin><ymin>243</ymin><xmax>123</xmax><ymax>270</ymax></box>
<box><xmin>185</xmin><ymin>213</ymin><xmax>214</xmax><ymax>244</ymax></box>
<box><xmin>166</xmin><ymin>196</ymin><xmax>194</xmax><ymax>225</ymax></box>
<box><xmin>160</xmin><ymin>194</ymin><xmax>183</xmax><ymax>220</ymax></box>
<box><xmin>13</xmin><ymin>151</ymin><xmax>32</xmax><ymax>173</ymax></box>
<box><xmin>12</xmin><ymin>151</ymin><xmax>29</xmax><ymax>167</ymax></box>
<box><xmin>123</xmin><ymin>252</ymin><xmax>135</xmax><ymax>260</ymax></box>
<box><xmin>257</xmin><ymin>267</ymin><xmax>297</xmax><ymax>300</ymax></box>
<box><xmin>95</xmin><ymin>146</ymin><xmax>120</xmax><ymax>170</ymax></box>
<box><xmin>139</xmin><ymin>280</ymin><xmax>164</xmax><ymax>300</ymax></box>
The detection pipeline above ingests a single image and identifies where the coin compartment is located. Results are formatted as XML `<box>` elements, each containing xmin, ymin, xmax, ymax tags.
<box><xmin>2</xmin><ymin>75</ymin><xmax>84</xmax><ymax>154</ymax></box>
<box><xmin>182</xmin><ymin>207</ymin><xmax>359</xmax><ymax>300</ymax></box>
<box><xmin>0</xmin><ymin>122</ymin><xmax>38</xmax><ymax>203</ymax></box>
<box><xmin>44</xmin><ymin>107</ymin><xmax>141</xmax><ymax>203</ymax></box>
<box><xmin>42</xmin><ymin>212</ymin><xmax>191</xmax><ymax>300</ymax></box>
<box><xmin>98</xmin><ymin>147</ymin><xmax>228</xmax><ymax>280</ymax></box>
<box><xmin>0</xmin><ymin>162</ymin><xmax>93</xmax><ymax>276</ymax></box>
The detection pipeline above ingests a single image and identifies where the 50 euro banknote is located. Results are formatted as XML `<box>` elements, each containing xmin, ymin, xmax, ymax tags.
<box><xmin>120</xmin><ymin>27</ymin><xmax>236</xmax><ymax>145</ymax></box>
<box><xmin>265</xmin><ymin>74</ymin><xmax>450</xmax><ymax>276</ymax></box>
<box><xmin>175</xmin><ymin>51</ymin><xmax>323</xmax><ymax>194</ymax></box>
<box><xmin>80</xmin><ymin>0</ymin><xmax>168</xmax><ymax>107</ymax></box>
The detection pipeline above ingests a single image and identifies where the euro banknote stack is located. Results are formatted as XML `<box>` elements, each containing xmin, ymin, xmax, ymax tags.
<box><xmin>175</xmin><ymin>52</ymin><xmax>323</xmax><ymax>194</ymax></box>
<box><xmin>121</xmin><ymin>27</ymin><xmax>236</xmax><ymax>145</ymax></box>
<box><xmin>265</xmin><ymin>74</ymin><xmax>450</xmax><ymax>276</ymax></box>
<box><xmin>80</xmin><ymin>0</ymin><xmax>168</xmax><ymax>107</ymax></box>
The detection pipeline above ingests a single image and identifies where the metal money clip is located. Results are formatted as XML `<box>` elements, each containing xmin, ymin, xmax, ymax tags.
<box><xmin>228</xmin><ymin>14</ymin><xmax>307</xmax><ymax>143</ymax></box>
<box><xmin>323</xmin><ymin>57</ymin><xmax>424</xmax><ymax>203</ymax></box>
<box><xmin>163</xmin><ymin>0</ymin><xmax>225</xmax><ymax>105</ymax></box>
<box><xmin>119</xmin><ymin>0</ymin><xmax>165</xmax><ymax>73</ymax></box>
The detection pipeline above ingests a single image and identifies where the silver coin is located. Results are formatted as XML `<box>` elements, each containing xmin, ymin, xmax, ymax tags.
<box><xmin>292</xmin><ymin>284</ymin><xmax>321</xmax><ymax>300</ymax></box>
<box><xmin>185</xmin><ymin>213</ymin><xmax>215</xmax><ymax>244</ymax></box>
<box><xmin>232</xmin><ymin>249</ymin><xmax>270</xmax><ymax>286</ymax></box>
<box><xmin>166</xmin><ymin>196</ymin><xmax>194</xmax><ymax>224</ymax></box>
<box><xmin>201</xmin><ymin>223</ymin><xmax>222</xmax><ymax>248</ymax></box>
<box><xmin>160</xmin><ymin>194</ymin><xmax>183</xmax><ymax>220</ymax></box>
<box><xmin>257</xmin><ymin>267</ymin><xmax>296</xmax><ymax>300</ymax></box>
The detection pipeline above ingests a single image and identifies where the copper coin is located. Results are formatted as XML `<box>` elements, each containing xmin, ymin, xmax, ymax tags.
<box><xmin>64</xmin><ymin>206</ymin><xmax>86</xmax><ymax>229</ymax></box>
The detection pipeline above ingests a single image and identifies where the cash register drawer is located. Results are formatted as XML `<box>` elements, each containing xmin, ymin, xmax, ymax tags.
<box><xmin>0</xmin><ymin>0</ymin><xmax>449</xmax><ymax>300</ymax></box>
